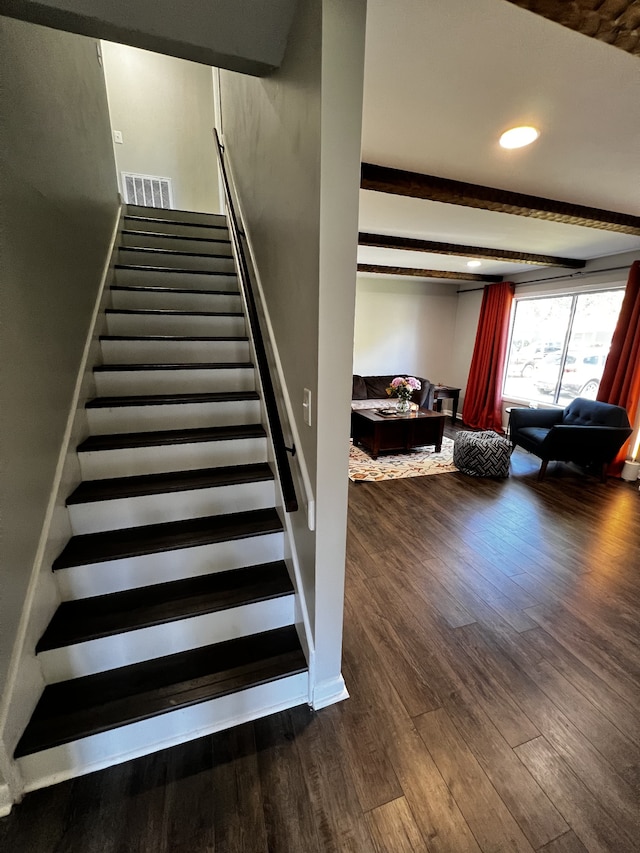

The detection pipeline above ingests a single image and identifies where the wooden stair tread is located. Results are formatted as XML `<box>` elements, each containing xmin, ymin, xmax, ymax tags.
<box><xmin>119</xmin><ymin>246</ymin><xmax>232</xmax><ymax>260</ymax></box>
<box><xmin>106</xmin><ymin>308</ymin><xmax>242</xmax><ymax>317</ymax></box>
<box><xmin>77</xmin><ymin>424</ymin><xmax>266</xmax><ymax>452</ymax></box>
<box><xmin>100</xmin><ymin>334</ymin><xmax>248</xmax><ymax>342</ymax></box>
<box><xmin>115</xmin><ymin>264</ymin><xmax>234</xmax><ymax>276</ymax></box>
<box><xmin>86</xmin><ymin>390</ymin><xmax>259</xmax><ymax>408</ymax></box>
<box><xmin>110</xmin><ymin>284</ymin><xmax>238</xmax><ymax>296</ymax></box>
<box><xmin>52</xmin><ymin>507</ymin><xmax>283</xmax><ymax>570</ymax></box>
<box><xmin>67</xmin><ymin>462</ymin><xmax>274</xmax><ymax>504</ymax></box>
<box><xmin>123</xmin><ymin>214</ymin><xmax>227</xmax><ymax>230</ymax></box>
<box><xmin>94</xmin><ymin>362</ymin><xmax>253</xmax><ymax>372</ymax></box>
<box><xmin>122</xmin><ymin>229</ymin><xmax>231</xmax><ymax>245</ymax></box>
<box><xmin>16</xmin><ymin>626</ymin><xmax>305</xmax><ymax>757</ymax></box>
<box><xmin>37</xmin><ymin>562</ymin><xmax>293</xmax><ymax>651</ymax></box>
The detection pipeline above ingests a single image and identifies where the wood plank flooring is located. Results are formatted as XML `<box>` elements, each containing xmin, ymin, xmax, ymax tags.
<box><xmin>2</xmin><ymin>430</ymin><xmax>639</xmax><ymax>851</ymax></box>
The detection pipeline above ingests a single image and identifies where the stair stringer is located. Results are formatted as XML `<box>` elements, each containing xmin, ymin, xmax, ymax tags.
<box><xmin>227</xmin><ymin>256</ymin><xmax>316</xmax><ymax>689</ymax></box>
<box><xmin>218</xmin><ymin>153</ymin><xmax>319</xmax><ymax>683</ymax></box>
<box><xmin>0</xmin><ymin>205</ymin><xmax>124</xmax><ymax>806</ymax></box>
<box><xmin>219</xmin><ymin>167</ymin><xmax>349</xmax><ymax>710</ymax></box>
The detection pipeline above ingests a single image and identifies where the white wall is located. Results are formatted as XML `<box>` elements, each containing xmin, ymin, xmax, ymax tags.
<box><xmin>353</xmin><ymin>275</ymin><xmax>459</xmax><ymax>384</ymax></box>
<box><xmin>0</xmin><ymin>15</ymin><xmax>119</xmax><ymax>793</ymax></box>
<box><xmin>450</xmin><ymin>288</ymin><xmax>483</xmax><ymax>412</ymax></box>
<box><xmin>355</xmin><ymin>253</ymin><xmax>640</xmax><ymax>424</ymax></box>
<box><xmin>218</xmin><ymin>0</ymin><xmax>366</xmax><ymax>704</ymax></box>
<box><xmin>4</xmin><ymin>0</ymin><xmax>298</xmax><ymax>75</ymax></box>
<box><xmin>101</xmin><ymin>42</ymin><xmax>220</xmax><ymax>214</ymax></box>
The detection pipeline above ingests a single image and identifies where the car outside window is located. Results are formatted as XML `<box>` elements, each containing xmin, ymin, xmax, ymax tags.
<box><xmin>503</xmin><ymin>289</ymin><xmax>624</xmax><ymax>406</ymax></box>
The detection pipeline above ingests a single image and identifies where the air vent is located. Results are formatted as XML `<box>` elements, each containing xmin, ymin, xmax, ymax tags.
<box><xmin>122</xmin><ymin>173</ymin><xmax>173</xmax><ymax>209</ymax></box>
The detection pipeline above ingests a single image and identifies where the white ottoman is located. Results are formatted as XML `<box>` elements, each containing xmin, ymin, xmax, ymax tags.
<box><xmin>453</xmin><ymin>430</ymin><xmax>511</xmax><ymax>478</ymax></box>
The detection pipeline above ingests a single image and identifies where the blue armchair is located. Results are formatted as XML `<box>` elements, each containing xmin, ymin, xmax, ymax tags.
<box><xmin>510</xmin><ymin>397</ymin><xmax>632</xmax><ymax>482</ymax></box>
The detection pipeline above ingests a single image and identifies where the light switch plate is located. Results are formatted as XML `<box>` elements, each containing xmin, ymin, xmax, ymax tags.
<box><xmin>113</xmin><ymin>130</ymin><xmax>123</xmax><ymax>144</ymax></box>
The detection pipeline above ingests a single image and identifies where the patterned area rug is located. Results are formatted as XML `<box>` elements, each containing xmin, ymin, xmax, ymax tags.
<box><xmin>349</xmin><ymin>436</ymin><xmax>458</xmax><ymax>482</ymax></box>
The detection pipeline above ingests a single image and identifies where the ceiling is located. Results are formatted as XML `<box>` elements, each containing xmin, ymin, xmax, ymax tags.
<box><xmin>358</xmin><ymin>0</ymin><xmax>640</xmax><ymax>285</ymax></box>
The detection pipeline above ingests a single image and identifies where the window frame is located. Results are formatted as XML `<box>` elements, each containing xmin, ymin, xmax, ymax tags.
<box><xmin>502</xmin><ymin>284</ymin><xmax>625</xmax><ymax>407</ymax></box>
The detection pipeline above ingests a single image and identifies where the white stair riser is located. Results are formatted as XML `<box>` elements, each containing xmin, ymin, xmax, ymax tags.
<box><xmin>100</xmin><ymin>338</ymin><xmax>250</xmax><ymax>364</ymax></box>
<box><xmin>110</xmin><ymin>289</ymin><xmax>241</xmax><ymax>312</ymax></box>
<box><xmin>18</xmin><ymin>672</ymin><xmax>308</xmax><ymax>794</ymax></box>
<box><xmin>123</xmin><ymin>218</ymin><xmax>230</xmax><ymax>240</ymax></box>
<box><xmin>69</xmin><ymin>479</ymin><xmax>276</xmax><ymax>534</ymax></box>
<box><xmin>78</xmin><ymin>437</ymin><xmax>268</xmax><ymax>480</ymax></box>
<box><xmin>40</xmin><ymin>595</ymin><xmax>296</xmax><ymax>682</ymax></box>
<box><xmin>121</xmin><ymin>232</ymin><xmax>232</xmax><ymax>255</ymax></box>
<box><xmin>126</xmin><ymin>206</ymin><xmax>227</xmax><ymax>227</ymax></box>
<box><xmin>57</xmin><ymin>533</ymin><xmax>285</xmax><ymax>599</ymax></box>
<box><xmin>118</xmin><ymin>249</ymin><xmax>235</xmax><ymax>274</ymax></box>
<box><xmin>87</xmin><ymin>399</ymin><xmax>261</xmax><ymax>433</ymax></box>
<box><xmin>95</xmin><ymin>367</ymin><xmax>255</xmax><ymax>396</ymax></box>
<box><xmin>115</xmin><ymin>267</ymin><xmax>238</xmax><ymax>290</ymax></box>
<box><xmin>105</xmin><ymin>312</ymin><xmax>245</xmax><ymax>337</ymax></box>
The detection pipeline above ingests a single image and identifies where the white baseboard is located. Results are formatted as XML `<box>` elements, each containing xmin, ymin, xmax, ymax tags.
<box><xmin>311</xmin><ymin>674</ymin><xmax>349</xmax><ymax>710</ymax></box>
<box><xmin>0</xmin><ymin>783</ymin><xmax>13</xmax><ymax>817</ymax></box>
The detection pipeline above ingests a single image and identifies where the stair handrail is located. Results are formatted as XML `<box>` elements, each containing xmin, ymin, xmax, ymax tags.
<box><xmin>214</xmin><ymin>129</ymin><xmax>298</xmax><ymax>513</ymax></box>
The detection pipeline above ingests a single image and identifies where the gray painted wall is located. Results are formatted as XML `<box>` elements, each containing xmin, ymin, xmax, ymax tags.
<box><xmin>219</xmin><ymin>0</ymin><xmax>322</xmax><ymax>634</ymax></box>
<box><xmin>1</xmin><ymin>0</ymin><xmax>298</xmax><ymax>75</ymax></box>
<box><xmin>102</xmin><ymin>42</ymin><xmax>220</xmax><ymax>214</ymax></box>
<box><xmin>220</xmin><ymin>3</ymin><xmax>322</xmax><ymax>483</ymax></box>
<box><xmin>219</xmin><ymin>0</ymin><xmax>366</xmax><ymax>693</ymax></box>
<box><xmin>0</xmin><ymin>17</ymin><xmax>119</xmax><ymax>692</ymax></box>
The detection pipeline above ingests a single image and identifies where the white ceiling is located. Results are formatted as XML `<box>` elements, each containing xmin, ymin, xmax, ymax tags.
<box><xmin>358</xmin><ymin>0</ymin><xmax>640</xmax><ymax>281</ymax></box>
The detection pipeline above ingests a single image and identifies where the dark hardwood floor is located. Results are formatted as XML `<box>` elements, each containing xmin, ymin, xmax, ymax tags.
<box><xmin>2</xmin><ymin>429</ymin><xmax>639</xmax><ymax>852</ymax></box>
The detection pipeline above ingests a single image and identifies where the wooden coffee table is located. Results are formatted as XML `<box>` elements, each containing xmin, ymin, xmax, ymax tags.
<box><xmin>352</xmin><ymin>408</ymin><xmax>446</xmax><ymax>459</ymax></box>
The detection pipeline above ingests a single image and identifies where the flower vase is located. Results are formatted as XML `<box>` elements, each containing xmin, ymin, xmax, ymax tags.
<box><xmin>396</xmin><ymin>397</ymin><xmax>411</xmax><ymax>414</ymax></box>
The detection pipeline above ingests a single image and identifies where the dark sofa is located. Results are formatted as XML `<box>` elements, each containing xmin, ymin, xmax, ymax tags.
<box><xmin>351</xmin><ymin>374</ymin><xmax>434</xmax><ymax>411</ymax></box>
<box><xmin>510</xmin><ymin>397</ymin><xmax>632</xmax><ymax>482</ymax></box>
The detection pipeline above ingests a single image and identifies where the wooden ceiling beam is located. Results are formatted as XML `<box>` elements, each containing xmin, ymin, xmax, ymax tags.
<box><xmin>505</xmin><ymin>0</ymin><xmax>640</xmax><ymax>58</ymax></box>
<box><xmin>357</xmin><ymin>264</ymin><xmax>502</xmax><ymax>282</ymax></box>
<box><xmin>361</xmin><ymin>163</ymin><xmax>640</xmax><ymax>236</ymax></box>
<box><xmin>358</xmin><ymin>232</ymin><xmax>586</xmax><ymax>269</ymax></box>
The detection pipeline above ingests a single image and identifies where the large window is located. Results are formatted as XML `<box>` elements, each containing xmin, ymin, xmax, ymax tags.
<box><xmin>503</xmin><ymin>289</ymin><xmax>624</xmax><ymax>406</ymax></box>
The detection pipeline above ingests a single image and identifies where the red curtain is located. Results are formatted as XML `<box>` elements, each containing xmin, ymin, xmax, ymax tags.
<box><xmin>462</xmin><ymin>281</ymin><xmax>515</xmax><ymax>433</ymax></box>
<box><xmin>597</xmin><ymin>260</ymin><xmax>640</xmax><ymax>474</ymax></box>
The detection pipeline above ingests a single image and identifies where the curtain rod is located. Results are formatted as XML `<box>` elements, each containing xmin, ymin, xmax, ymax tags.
<box><xmin>457</xmin><ymin>263</ymin><xmax>632</xmax><ymax>294</ymax></box>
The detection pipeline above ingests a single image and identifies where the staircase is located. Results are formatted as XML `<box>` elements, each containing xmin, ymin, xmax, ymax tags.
<box><xmin>14</xmin><ymin>204</ymin><xmax>309</xmax><ymax>789</ymax></box>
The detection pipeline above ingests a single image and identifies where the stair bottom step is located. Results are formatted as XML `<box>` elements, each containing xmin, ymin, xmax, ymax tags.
<box><xmin>18</xmin><ymin>670</ymin><xmax>308</xmax><ymax>794</ymax></box>
<box><xmin>17</xmin><ymin>626</ymin><xmax>306</xmax><ymax>759</ymax></box>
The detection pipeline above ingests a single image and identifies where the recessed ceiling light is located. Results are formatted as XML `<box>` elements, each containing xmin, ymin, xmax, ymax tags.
<box><xmin>467</xmin><ymin>260</ymin><xmax>482</xmax><ymax>268</ymax></box>
<box><xmin>499</xmin><ymin>126</ymin><xmax>540</xmax><ymax>149</ymax></box>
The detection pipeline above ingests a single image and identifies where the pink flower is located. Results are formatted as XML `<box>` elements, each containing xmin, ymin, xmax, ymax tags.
<box><xmin>386</xmin><ymin>376</ymin><xmax>421</xmax><ymax>399</ymax></box>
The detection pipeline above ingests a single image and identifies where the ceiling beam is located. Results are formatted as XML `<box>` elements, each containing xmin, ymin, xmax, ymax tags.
<box><xmin>361</xmin><ymin>163</ymin><xmax>640</xmax><ymax>236</ymax></box>
<box><xmin>504</xmin><ymin>0</ymin><xmax>640</xmax><ymax>58</ymax></box>
<box><xmin>357</xmin><ymin>264</ymin><xmax>502</xmax><ymax>282</ymax></box>
<box><xmin>358</xmin><ymin>232</ymin><xmax>586</xmax><ymax>269</ymax></box>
